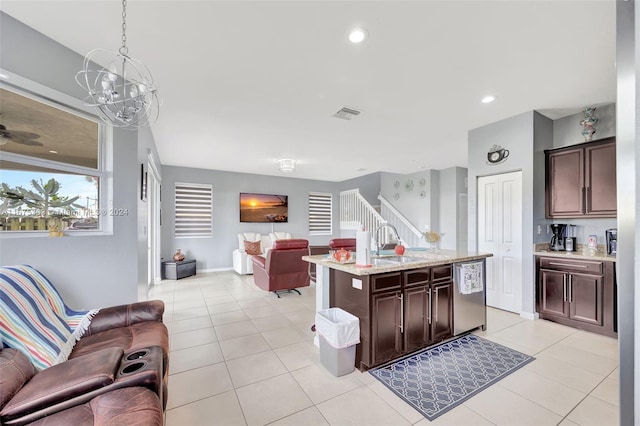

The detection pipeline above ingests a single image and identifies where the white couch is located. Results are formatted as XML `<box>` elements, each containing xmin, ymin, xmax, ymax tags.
<box><xmin>232</xmin><ymin>232</ymin><xmax>273</xmax><ymax>275</ymax></box>
<box><xmin>233</xmin><ymin>232</ymin><xmax>294</xmax><ymax>275</ymax></box>
<box><xmin>269</xmin><ymin>232</ymin><xmax>292</xmax><ymax>244</ymax></box>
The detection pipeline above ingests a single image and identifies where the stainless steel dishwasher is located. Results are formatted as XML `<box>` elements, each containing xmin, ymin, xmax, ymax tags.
<box><xmin>453</xmin><ymin>260</ymin><xmax>487</xmax><ymax>335</ymax></box>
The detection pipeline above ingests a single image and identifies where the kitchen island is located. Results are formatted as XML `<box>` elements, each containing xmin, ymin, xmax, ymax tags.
<box><xmin>303</xmin><ymin>249</ymin><xmax>492</xmax><ymax>371</ymax></box>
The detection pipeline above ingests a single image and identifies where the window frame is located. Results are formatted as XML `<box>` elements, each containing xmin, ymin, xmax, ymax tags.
<box><xmin>0</xmin><ymin>70</ymin><xmax>113</xmax><ymax>238</ymax></box>
<box><xmin>174</xmin><ymin>182</ymin><xmax>213</xmax><ymax>239</ymax></box>
<box><xmin>308</xmin><ymin>191</ymin><xmax>333</xmax><ymax>236</ymax></box>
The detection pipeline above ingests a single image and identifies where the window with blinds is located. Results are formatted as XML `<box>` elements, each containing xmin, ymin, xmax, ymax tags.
<box><xmin>309</xmin><ymin>192</ymin><xmax>332</xmax><ymax>235</ymax></box>
<box><xmin>174</xmin><ymin>183</ymin><xmax>213</xmax><ymax>238</ymax></box>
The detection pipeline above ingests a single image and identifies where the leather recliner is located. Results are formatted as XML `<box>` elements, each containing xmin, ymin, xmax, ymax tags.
<box><xmin>329</xmin><ymin>238</ymin><xmax>357</xmax><ymax>251</ymax></box>
<box><xmin>0</xmin><ymin>348</ymin><xmax>163</xmax><ymax>425</ymax></box>
<box><xmin>252</xmin><ymin>239</ymin><xmax>310</xmax><ymax>297</ymax></box>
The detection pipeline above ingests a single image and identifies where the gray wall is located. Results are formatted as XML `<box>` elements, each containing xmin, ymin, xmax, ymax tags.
<box><xmin>337</xmin><ymin>172</ymin><xmax>381</xmax><ymax>207</ymax></box>
<box><xmin>161</xmin><ymin>166</ymin><xmax>343</xmax><ymax>271</ymax></box>
<box><xmin>0</xmin><ymin>12</ymin><xmax>153</xmax><ymax>308</ymax></box>
<box><xmin>468</xmin><ymin>111</ymin><xmax>549</xmax><ymax>316</ymax></box>
<box><xmin>439</xmin><ymin>167</ymin><xmax>468</xmax><ymax>250</ymax></box>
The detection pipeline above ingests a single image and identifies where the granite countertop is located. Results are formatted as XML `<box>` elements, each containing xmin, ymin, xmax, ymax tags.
<box><xmin>534</xmin><ymin>249</ymin><xmax>616</xmax><ymax>262</ymax></box>
<box><xmin>302</xmin><ymin>249</ymin><xmax>493</xmax><ymax>276</ymax></box>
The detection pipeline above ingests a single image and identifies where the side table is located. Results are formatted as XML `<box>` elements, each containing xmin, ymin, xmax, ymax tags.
<box><xmin>162</xmin><ymin>259</ymin><xmax>196</xmax><ymax>280</ymax></box>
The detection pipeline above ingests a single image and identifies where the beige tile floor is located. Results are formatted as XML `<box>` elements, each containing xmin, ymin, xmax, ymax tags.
<box><xmin>151</xmin><ymin>271</ymin><xmax>620</xmax><ymax>426</ymax></box>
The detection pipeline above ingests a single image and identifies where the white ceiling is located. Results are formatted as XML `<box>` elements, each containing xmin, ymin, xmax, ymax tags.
<box><xmin>1</xmin><ymin>1</ymin><xmax>616</xmax><ymax>182</ymax></box>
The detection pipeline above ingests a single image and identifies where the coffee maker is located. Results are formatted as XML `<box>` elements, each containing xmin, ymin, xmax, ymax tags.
<box><xmin>605</xmin><ymin>229</ymin><xmax>617</xmax><ymax>255</ymax></box>
<box><xmin>550</xmin><ymin>224</ymin><xmax>567</xmax><ymax>251</ymax></box>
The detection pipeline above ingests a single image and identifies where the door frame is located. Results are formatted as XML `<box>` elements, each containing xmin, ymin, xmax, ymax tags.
<box><xmin>147</xmin><ymin>152</ymin><xmax>162</xmax><ymax>285</ymax></box>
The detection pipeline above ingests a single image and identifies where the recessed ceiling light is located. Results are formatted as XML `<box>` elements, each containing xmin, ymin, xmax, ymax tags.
<box><xmin>481</xmin><ymin>95</ymin><xmax>496</xmax><ymax>104</ymax></box>
<box><xmin>49</xmin><ymin>150</ymin><xmax>58</xmax><ymax>154</ymax></box>
<box><xmin>349</xmin><ymin>27</ymin><xmax>368</xmax><ymax>44</ymax></box>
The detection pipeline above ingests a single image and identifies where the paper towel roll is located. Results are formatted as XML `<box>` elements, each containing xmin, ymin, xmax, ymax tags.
<box><xmin>356</xmin><ymin>228</ymin><xmax>371</xmax><ymax>266</ymax></box>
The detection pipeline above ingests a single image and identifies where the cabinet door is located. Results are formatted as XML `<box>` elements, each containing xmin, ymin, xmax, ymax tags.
<box><xmin>371</xmin><ymin>291</ymin><xmax>403</xmax><ymax>365</ymax></box>
<box><xmin>585</xmin><ymin>141</ymin><xmax>616</xmax><ymax>217</ymax></box>
<box><xmin>546</xmin><ymin>148</ymin><xmax>584</xmax><ymax>217</ymax></box>
<box><xmin>539</xmin><ymin>269</ymin><xmax>568</xmax><ymax>317</ymax></box>
<box><xmin>404</xmin><ymin>285</ymin><xmax>429</xmax><ymax>352</ymax></box>
<box><xmin>431</xmin><ymin>282</ymin><xmax>453</xmax><ymax>342</ymax></box>
<box><xmin>569</xmin><ymin>273</ymin><xmax>603</xmax><ymax>326</ymax></box>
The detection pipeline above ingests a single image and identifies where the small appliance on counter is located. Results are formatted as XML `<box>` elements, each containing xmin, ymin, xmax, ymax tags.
<box><xmin>565</xmin><ymin>225</ymin><xmax>577</xmax><ymax>252</ymax></box>
<box><xmin>606</xmin><ymin>229</ymin><xmax>617</xmax><ymax>255</ymax></box>
<box><xmin>550</xmin><ymin>224</ymin><xmax>567</xmax><ymax>251</ymax></box>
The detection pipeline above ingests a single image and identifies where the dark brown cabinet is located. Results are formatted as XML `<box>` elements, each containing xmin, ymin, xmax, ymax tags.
<box><xmin>330</xmin><ymin>265</ymin><xmax>454</xmax><ymax>370</ymax></box>
<box><xmin>536</xmin><ymin>256</ymin><xmax>615</xmax><ymax>337</ymax></box>
<box><xmin>546</xmin><ymin>138</ymin><xmax>616</xmax><ymax>218</ymax></box>
<box><xmin>371</xmin><ymin>290</ymin><xmax>403</xmax><ymax>365</ymax></box>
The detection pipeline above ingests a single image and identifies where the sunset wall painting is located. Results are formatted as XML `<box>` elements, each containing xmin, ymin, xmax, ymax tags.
<box><xmin>239</xmin><ymin>193</ymin><xmax>288</xmax><ymax>223</ymax></box>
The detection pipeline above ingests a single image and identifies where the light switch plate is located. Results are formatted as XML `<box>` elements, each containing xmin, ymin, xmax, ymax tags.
<box><xmin>352</xmin><ymin>278</ymin><xmax>362</xmax><ymax>290</ymax></box>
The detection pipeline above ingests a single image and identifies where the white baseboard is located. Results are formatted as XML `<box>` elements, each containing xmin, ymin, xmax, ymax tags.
<box><xmin>198</xmin><ymin>267</ymin><xmax>234</xmax><ymax>273</ymax></box>
<box><xmin>520</xmin><ymin>311</ymin><xmax>540</xmax><ymax>320</ymax></box>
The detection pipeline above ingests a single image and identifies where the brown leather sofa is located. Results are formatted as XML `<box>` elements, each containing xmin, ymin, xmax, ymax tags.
<box><xmin>0</xmin><ymin>300</ymin><xmax>168</xmax><ymax>425</ymax></box>
<box><xmin>0</xmin><ymin>347</ymin><xmax>163</xmax><ymax>425</ymax></box>
<box><xmin>252</xmin><ymin>239</ymin><xmax>310</xmax><ymax>297</ymax></box>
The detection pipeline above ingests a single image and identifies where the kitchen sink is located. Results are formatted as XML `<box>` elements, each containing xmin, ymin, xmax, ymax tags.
<box><xmin>382</xmin><ymin>256</ymin><xmax>423</xmax><ymax>263</ymax></box>
<box><xmin>370</xmin><ymin>258</ymin><xmax>399</xmax><ymax>266</ymax></box>
<box><xmin>370</xmin><ymin>256</ymin><xmax>423</xmax><ymax>266</ymax></box>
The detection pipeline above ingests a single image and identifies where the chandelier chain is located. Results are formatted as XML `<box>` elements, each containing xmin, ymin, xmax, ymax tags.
<box><xmin>120</xmin><ymin>0</ymin><xmax>128</xmax><ymax>55</ymax></box>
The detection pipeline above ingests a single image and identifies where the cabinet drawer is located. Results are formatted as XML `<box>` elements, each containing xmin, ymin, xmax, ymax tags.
<box><xmin>431</xmin><ymin>265</ymin><xmax>452</xmax><ymax>282</ymax></box>
<box><xmin>539</xmin><ymin>257</ymin><xmax>603</xmax><ymax>275</ymax></box>
<box><xmin>371</xmin><ymin>272</ymin><xmax>402</xmax><ymax>292</ymax></box>
<box><xmin>404</xmin><ymin>268</ymin><xmax>430</xmax><ymax>287</ymax></box>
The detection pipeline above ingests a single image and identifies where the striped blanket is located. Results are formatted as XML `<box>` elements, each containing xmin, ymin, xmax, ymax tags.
<box><xmin>0</xmin><ymin>265</ymin><xmax>98</xmax><ymax>370</ymax></box>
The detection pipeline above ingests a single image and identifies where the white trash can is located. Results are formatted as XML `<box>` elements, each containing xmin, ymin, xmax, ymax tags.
<box><xmin>315</xmin><ymin>308</ymin><xmax>360</xmax><ymax>376</ymax></box>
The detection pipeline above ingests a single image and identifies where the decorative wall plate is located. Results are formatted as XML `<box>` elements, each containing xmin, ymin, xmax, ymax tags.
<box><xmin>394</xmin><ymin>180</ymin><xmax>400</xmax><ymax>189</ymax></box>
<box><xmin>394</xmin><ymin>193</ymin><xmax>400</xmax><ymax>200</ymax></box>
<box><xmin>405</xmin><ymin>180</ymin><xmax>414</xmax><ymax>191</ymax></box>
<box><xmin>419</xmin><ymin>178</ymin><xmax>426</xmax><ymax>186</ymax></box>
<box><xmin>420</xmin><ymin>190</ymin><xmax>426</xmax><ymax>199</ymax></box>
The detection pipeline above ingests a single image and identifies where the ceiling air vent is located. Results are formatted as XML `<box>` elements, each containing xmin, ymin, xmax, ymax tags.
<box><xmin>332</xmin><ymin>106</ymin><xmax>361</xmax><ymax>120</ymax></box>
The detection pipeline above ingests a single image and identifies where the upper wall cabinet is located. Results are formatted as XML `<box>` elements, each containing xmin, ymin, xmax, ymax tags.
<box><xmin>545</xmin><ymin>137</ymin><xmax>616</xmax><ymax>218</ymax></box>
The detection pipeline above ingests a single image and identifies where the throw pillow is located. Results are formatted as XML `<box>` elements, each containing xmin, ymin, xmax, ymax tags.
<box><xmin>243</xmin><ymin>240</ymin><xmax>262</xmax><ymax>256</ymax></box>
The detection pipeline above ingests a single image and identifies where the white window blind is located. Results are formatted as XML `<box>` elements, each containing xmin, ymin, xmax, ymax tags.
<box><xmin>175</xmin><ymin>183</ymin><xmax>212</xmax><ymax>238</ymax></box>
<box><xmin>309</xmin><ymin>192</ymin><xmax>332</xmax><ymax>235</ymax></box>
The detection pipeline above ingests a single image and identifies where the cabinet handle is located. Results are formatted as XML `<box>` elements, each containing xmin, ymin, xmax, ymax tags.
<box><xmin>563</xmin><ymin>274</ymin><xmax>567</xmax><ymax>302</ymax></box>
<box><xmin>434</xmin><ymin>287</ymin><xmax>439</xmax><ymax>323</ymax></box>
<box><xmin>569</xmin><ymin>275</ymin><xmax>573</xmax><ymax>303</ymax></box>
<box><xmin>549</xmin><ymin>262</ymin><xmax>588</xmax><ymax>269</ymax></box>
<box><xmin>582</xmin><ymin>187</ymin><xmax>586</xmax><ymax>214</ymax></box>
<box><xmin>427</xmin><ymin>289</ymin><xmax>432</xmax><ymax>325</ymax></box>
<box><xmin>399</xmin><ymin>294</ymin><xmax>404</xmax><ymax>333</ymax></box>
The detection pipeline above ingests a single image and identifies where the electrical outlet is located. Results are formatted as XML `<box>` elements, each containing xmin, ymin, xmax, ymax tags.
<box><xmin>537</xmin><ymin>225</ymin><xmax>542</xmax><ymax>235</ymax></box>
<box><xmin>352</xmin><ymin>278</ymin><xmax>362</xmax><ymax>290</ymax></box>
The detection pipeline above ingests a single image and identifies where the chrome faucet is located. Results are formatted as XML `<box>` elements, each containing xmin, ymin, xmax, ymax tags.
<box><xmin>374</xmin><ymin>224</ymin><xmax>400</xmax><ymax>257</ymax></box>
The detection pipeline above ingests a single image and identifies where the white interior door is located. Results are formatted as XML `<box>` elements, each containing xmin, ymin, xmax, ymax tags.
<box><xmin>478</xmin><ymin>171</ymin><xmax>523</xmax><ymax>313</ymax></box>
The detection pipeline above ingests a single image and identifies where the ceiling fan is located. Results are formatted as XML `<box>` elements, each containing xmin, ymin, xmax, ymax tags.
<box><xmin>0</xmin><ymin>124</ymin><xmax>43</xmax><ymax>147</ymax></box>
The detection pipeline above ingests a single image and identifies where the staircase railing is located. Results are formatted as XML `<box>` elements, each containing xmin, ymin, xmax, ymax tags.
<box><xmin>378</xmin><ymin>194</ymin><xmax>426</xmax><ymax>248</ymax></box>
<box><xmin>340</xmin><ymin>189</ymin><xmax>402</xmax><ymax>244</ymax></box>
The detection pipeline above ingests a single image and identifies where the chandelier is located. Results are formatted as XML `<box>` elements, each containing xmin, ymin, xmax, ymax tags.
<box><xmin>278</xmin><ymin>159</ymin><xmax>296</xmax><ymax>173</ymax></box>
<box><xmin>75</xmin><ymin>0</ymin><xmax>159</xmax><ymax>128</ymax></box>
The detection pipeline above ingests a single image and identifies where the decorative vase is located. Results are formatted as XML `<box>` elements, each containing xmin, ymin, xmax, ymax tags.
<box><xmin>579</xmin><ymin>107</ymin><xmax>598</xmax><ymax>142</ymax></box>
<box><xmin>173</xmin><ymin>249</ymin><xmax>185</xmax><ymax>262</ymax></box>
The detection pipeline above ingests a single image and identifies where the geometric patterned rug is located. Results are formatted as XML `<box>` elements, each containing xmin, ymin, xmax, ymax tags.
<box><xmin>369</xmin><ymin>334</ymin><xmax>534</xmax><ymax>421</ymax></box>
